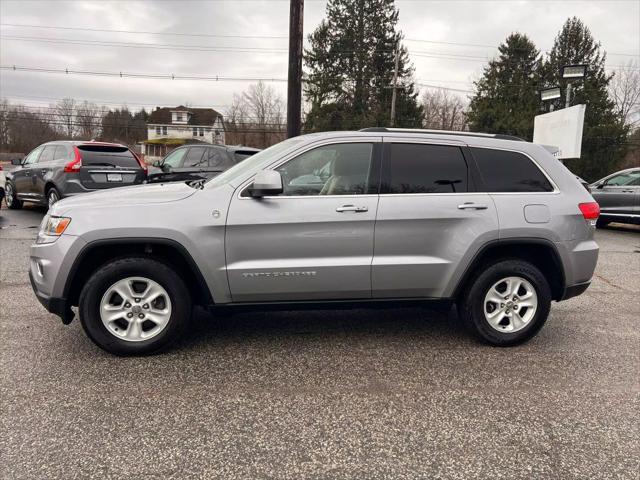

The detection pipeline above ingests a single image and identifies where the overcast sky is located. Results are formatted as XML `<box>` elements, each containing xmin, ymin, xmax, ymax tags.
<box><xmin>0</xmin><ymin>0</ymin><xmax>638</xmax><ymax>115</ymax></box>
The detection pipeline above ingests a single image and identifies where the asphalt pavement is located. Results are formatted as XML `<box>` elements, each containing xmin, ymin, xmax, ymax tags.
<box><xmin>1</xmin><ymin>204</ymin><xmax>639</xmax><ymax>479</ymax></box>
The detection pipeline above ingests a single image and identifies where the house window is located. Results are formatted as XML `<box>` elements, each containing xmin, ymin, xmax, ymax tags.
<box><xmin>162</xmin><ymin>126</ymin><xmax>167</xmax><ymax>135</ymax></box>
<box><xmin>176</xmin><ymin>113</ymin><xmax>183</xmax><ymax>122</ymax></box>
<box><xmin>215</xmin><ymin>129</ymin><xmax>221</xmax><ymax>136</ymax></box>
<box><xmin>199</xmin><ymin>127</ymin><xmax>204</xmax><ymax>137</ymax></box>
<box><xmin>193</xmin><ymin>127</ymin><xmax>198</xmax><ymax>136</ymax></box>
<box><xmin>155</xmin><ymin>126</ymin><xmax>161</xmax><ymax>135</ymax></box>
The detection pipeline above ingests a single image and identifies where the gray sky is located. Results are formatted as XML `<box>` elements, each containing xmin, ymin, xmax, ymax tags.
<box><xmin>1</xmin><ymin>0</ymin><xmax>638</xmax><ymax>115</ymax></box>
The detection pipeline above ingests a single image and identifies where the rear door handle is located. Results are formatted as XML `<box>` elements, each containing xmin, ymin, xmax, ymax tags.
<box><xmin>621</xmin><ymin>189</ymin><xmax>635</xmax><ymax>193</ymax></box>
<box><xmin>336</xmin><ymin>205</ymin><xmax>368</xmax><ymax>213</ymax></box>
<box><xmin>458</xmin><ymin>203</ymin><xmax>488</xmax><ymax>210</ymax></box>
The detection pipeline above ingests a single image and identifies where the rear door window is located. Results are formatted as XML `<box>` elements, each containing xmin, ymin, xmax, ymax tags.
<box><xmin>53</xmin><ymin>145</ymin><xmax>69</xmax><ymax>160</ymax></box>
<box><xmin>383</xmin><ymin>143</ymin><xmax>468</xmax><ymax>194</ymax></box>
<box><xmin>77</xmin><ymin>145</ymin><xmax>140</xmax><ymax>168</ymax></box>
<box><xmin>471</xmin><ymin>148</ymin><xmax>553</xmax><ymax>192</ymax></box>
<box><xmin>184</xmin><ymin>147</ymin><xmax>207</xmax><ymax>167</ymax></box>
<box><xmin>38</xmin><ymin>146</ymin><xmax>56</xmax><ymax>163</ymax></box>
<box><xmin>206</xmin><ymin>148</ymin><xmax>227</xmax><ymax>168</ymax></box>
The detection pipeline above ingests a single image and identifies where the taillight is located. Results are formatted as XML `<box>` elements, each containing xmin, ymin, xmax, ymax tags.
<box><xmin>64</xmin><ymin>146</ymin><xmax>82</xmax><ymax>173</ymax></box>
<box><xmin>579</xmin><ymin>202</ymin><xmax>600</xmax><ymax>221</ymax></box>
<box><xmin>132</xmin><ymin>150</ymin><xmax>147</xmax><ymax>173</ymax></box>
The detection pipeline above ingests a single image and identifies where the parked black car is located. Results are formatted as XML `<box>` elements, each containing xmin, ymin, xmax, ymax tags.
<box><xmin>5</xmin><ymin>141</ymin><xmax>147</xmax><ymax>210</ymax></box>
<box><xmin>590</xmin><ymin>168</ymin><xmax>640</xmax><ymax>227</ymax></box>
<box><xmin>147</xmin><ymin>144</ymin><xmax>260</xmax><ymax>183</ymax></box>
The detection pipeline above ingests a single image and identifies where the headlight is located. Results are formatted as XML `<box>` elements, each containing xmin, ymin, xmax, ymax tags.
<box><xmin>36</xmin><ymin>216</ymin><xmax>71</xmax><ymax>244</ymax></box>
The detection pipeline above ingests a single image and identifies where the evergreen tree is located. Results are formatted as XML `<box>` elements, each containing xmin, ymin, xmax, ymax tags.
<box><xmin>467</xmin><ymin>33</ymin><xmax>542</xmax><ymax>140</ymax></box>
<box><xmin>543</xmin><ymin>17</ymin><xmax>628</xmax><ymax>181</ymax></box>
<box><xmin>304</xmin><ymin>0</ymin><xmax>422</xmax><ymax>131</ymax></box>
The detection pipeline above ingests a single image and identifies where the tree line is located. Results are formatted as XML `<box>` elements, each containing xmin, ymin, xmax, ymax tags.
<box><xmin>1</xmin><ymin>0</ymin><xmax>638</xmax><ymax>180</ymax></box>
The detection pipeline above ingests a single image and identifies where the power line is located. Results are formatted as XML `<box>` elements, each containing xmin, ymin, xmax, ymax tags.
<box><xmin>0</xmin><ymin>23</ymin><xmax>288</xmax><ymax>40</ymax></box>
<box><xmin>0</xmin><ymin>65</ymin><xmax>288</xmax><ymax>82</ymax></box>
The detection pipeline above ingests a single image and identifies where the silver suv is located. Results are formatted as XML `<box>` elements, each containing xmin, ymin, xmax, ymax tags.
<box><xmin>29</xmin><ymin>129</ymin><xmax>600</xmax><ymax>355</ymax></box>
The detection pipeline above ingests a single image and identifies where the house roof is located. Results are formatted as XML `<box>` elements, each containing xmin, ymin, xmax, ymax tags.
<box><xmin>148</xmin><ymin>106</ymin><xmax>223</xmax><ymax>125</ymax></box>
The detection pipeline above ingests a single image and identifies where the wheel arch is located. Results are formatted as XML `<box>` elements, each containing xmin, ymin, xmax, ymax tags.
<box><xmin>452</xmin><ymin>238</ymin><xmax>566</xmax><ymax>301</ymax></box>
<box><xmin>64</xmin><ymin>238</ymin><xmax>214</xmax><ymax>308</ymax></box>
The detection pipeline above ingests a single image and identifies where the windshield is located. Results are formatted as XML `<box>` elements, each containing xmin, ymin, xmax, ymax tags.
<box><xmin>206</xmin><ymin>136</ymin><xmax>306</xmax><ymax>188</ymax></box>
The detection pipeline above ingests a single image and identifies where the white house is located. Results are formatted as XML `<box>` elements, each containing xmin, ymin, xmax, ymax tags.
<box><xmin>140</xmin><ymin>106</ymin><xmax>225</xmax><ymax>160</ymax></box>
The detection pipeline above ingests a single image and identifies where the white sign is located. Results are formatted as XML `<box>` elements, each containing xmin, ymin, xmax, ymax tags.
<box><xmin>533</xmin><ymin>104</ymin><xmax>586</xmax><ymax>159</ymax></box>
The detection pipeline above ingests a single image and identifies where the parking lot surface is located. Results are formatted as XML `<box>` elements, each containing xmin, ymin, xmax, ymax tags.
<box><xmin>1</xmin><ymin>204</ymin><xmax>639</xmax><ymax>479</ymax></box>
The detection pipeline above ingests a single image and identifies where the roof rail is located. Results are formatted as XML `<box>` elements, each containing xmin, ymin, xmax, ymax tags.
<box><xmin>359</xmin><ymin>127</ymin><xmax>525</xmax><ymax>142</ymax></box>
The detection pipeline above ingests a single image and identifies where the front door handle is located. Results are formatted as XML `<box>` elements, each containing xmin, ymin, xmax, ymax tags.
<box><xmin>621</xmin><ymin>189</ymin><xmax>635</xmax><ymax>193</ymax></box>
<box><xmin>458</xmin><ymin>202</ymin><xmax>488</xmax><ymax>210</ymax></box>
<box><xmin>336</xmin><ymin>205</ymin><xmax>368</xmax><ymax>213</ymax></box>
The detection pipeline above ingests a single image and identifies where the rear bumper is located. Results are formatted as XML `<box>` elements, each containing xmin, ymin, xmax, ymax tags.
<box><xmin>560</xmin><ymin>281</ymin><xmax>591</xmax><ymax>301</ymax></box>
<box><xmin>29</xmin><ymin>269</ymin><xmax>74</xmax><ymax>324</ymax></box>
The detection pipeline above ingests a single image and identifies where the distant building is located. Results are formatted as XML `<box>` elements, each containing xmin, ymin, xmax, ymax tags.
<box><xmin>140</xmin><ymin>106</ymin><xmax>225</xmax><ymax>160</ymax></box>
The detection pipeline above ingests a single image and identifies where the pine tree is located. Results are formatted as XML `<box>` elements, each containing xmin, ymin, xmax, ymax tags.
<box><xmin>467</xmin><ymin>33</ymin><xmax>542</xmax><ymax>140</ymax></box>
<box><xmin>304</xmin><ymin>0</ymin><xmax>422</xmax><ymax>131</ymax></box>
<box><xmin>543</xmin><ymin>17</ymin><xmax>628</xmax><ymax>181</ymax></box>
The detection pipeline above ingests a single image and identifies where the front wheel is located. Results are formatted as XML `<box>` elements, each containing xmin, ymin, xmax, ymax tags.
<box><xmin>5</xmin><ymin>182</ymin><xmax>23</xmax><ymax>209</ymax></box>
<box><xmin>79</xmin><ymin>257</ymin><xmax>191</xmax><ymax>355</ymax></box>
<box><xmin>46</xmin><ymin>186</ymin><xmax>61</xmax><ymax>209</ymax></box>
<box><xmin>459</xmin><ymin>259</ymin><xmax>551</xmax><ymax>346</ymax></box>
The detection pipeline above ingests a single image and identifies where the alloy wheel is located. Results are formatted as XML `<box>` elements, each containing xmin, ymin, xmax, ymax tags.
<box><xmin>99</xmin><ymin>277</ymin><xmax>172</xmax><ymax>342</ymax></box>
<box><xmin>483</xmin><ymin>276</ymin><xmax>538</xmax><ymax>333</ymax></box>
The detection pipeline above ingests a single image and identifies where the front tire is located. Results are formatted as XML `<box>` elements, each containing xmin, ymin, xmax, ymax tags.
<box><xmin>5</xmin><ymin>182</ymin><xmax>22</xmax><ymax>209</ymax></box>
<box><xmin>79</xmin><ymin>257</ymin><xmax>191</xmax><ymax>355</ymax></box>
<box><xmin>46</xmin><ymin>186</ymin><xmax>61</xmax><ymax>209</ymax></box>
<box><xmin>459</xmin><ymin>259</ymin><xmax>551</xmax><ymax>346</ymax></box>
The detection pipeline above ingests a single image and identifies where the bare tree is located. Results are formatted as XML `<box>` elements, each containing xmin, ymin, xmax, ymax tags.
<box><xmin>53</xmin><ymin>97</ymin><xmax>77</xmax><ymax>138</ymax></box>
<box><xmin>75</xmin><ymin>100</ymin><xmax>104</xmax><ymax>139</ymax></box>
<box><xmin>610</xmin><ymin>60</ymin><xmax>640</xmax><ymax>128</ymax></box>
<box><xmin>421</xmin><ymin>88</ymin><xmax>468</xmax><ymax>131</ymax></box>
<box><xmin>224</xmin><ymin>82</ymin><xmax>286</xmax><ymax>148</ymax></box>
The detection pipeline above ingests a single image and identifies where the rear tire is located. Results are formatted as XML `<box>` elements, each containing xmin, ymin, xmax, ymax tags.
<box><xmin>459</xmin><ymin>259</ymin><xmax>551</xmax><ymax>346</ymax></box>
<box><xmin>46</xmin><ymin>186</ymin><xmax>61</xmax><ymax>209</ymax></box>
<box><xmin>79</xmin><ymin>257</ymin><xmax>191</xmax><ymax>356</ymax></box>
<box><xmin>5</xmin><ymin>182</ymin><xmax>22</xmax><ymax>210</ymax></box>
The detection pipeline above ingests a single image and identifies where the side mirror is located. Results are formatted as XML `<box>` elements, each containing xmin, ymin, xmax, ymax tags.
<box><xmin>596</xmin><ymin>183</ymin><xmax>605</xmax><ymax>190</ymax></box>
<box><xmin>248</xmin><ymin>170</ymin><xmax>283</xmax><ymax>197</ymax></box>
<box><xmin>11</xmin><ymin>158</ymin><xmax>23</xmax><ymax>165</ymax></box>
<box><xmin>152</xmin><ymin>160</ymin><xmax>162</xmax><ymax>167</ymax></box>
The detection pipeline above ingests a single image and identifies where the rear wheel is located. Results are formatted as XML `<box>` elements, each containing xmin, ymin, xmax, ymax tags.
<box><xmin>5</xmin><ymin>182</ymin><xmax>22</xmax><ymax>209</ymax></box>
<box><xmin>79</xmin><ymin>257</ymin><xmax>191</xmax><ymax>355</ymax></box>
<box><xmin>46</xmin><ymin>186</ymin><xmax>61</xmax><ymax>209</ymax></box>
<box><xmin>460</xmin><ymin>259</ymin><xmax>551</xmax><ymax>346</ymax></box>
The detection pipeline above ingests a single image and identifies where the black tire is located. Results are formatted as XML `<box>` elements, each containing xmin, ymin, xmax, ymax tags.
<box><xmin>596</xmin><ymin>219</ymin><xmax>610</xmax><ymax>228</ymax></box>
<box><xmin>5</xmin><ymin>181</ymin><xmax>22</xmax><ymax>210</ymax></box>
<box><xmin>46</xmin><ymin>186</ymin><xmax>61</xmax><ymax>209</ymax></box>
<box><xmin>79</xmin><ymin>257</ymin><xmax>191</xmax><ymax>356</ymax></box>
<box><xmin>459</xmin><ymin>259</ymin><xmax>551</xmax><ymax>347</ymax></box>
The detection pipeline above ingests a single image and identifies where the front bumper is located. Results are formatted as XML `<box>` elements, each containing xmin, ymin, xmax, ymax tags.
<box><xmin>29</xmin><ymin>269</ymin><xmax>74</xmax><ymax>324</ymax></box>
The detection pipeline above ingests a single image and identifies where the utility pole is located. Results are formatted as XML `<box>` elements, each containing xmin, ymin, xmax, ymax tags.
<box><xmin>287</xmin><ymin>0</ymin><xmax>304</xmax><ymax>138</ymax></box>
<box><xmin>389</xmin><ymin>47</ymin><xmax>400</xmax><ymax>127</ymax></box>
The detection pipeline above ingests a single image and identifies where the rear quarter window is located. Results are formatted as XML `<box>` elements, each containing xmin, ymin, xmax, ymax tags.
<box><xmin>77</xmin><ymin>145</ymin><xmax>140</xmax><ymax>168</ymax></box>
<box><xmin>471</xmin><ymin>148</ymin><xmax>553</xmax><ymax>192</ymax></box>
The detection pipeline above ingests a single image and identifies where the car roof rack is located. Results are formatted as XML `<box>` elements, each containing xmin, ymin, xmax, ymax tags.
<box><xmin>359</xmin><ymin>127</ymin><xmax>525</xmax><ymax>142</ymax></box>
